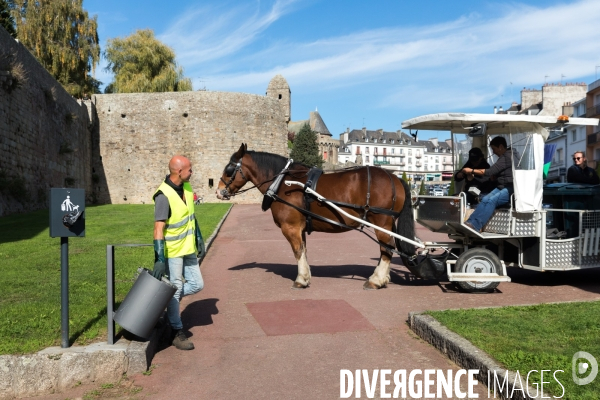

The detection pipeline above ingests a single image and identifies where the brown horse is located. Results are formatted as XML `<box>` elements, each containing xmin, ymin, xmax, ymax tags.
<box><xmin>216</xmin><ymin>143</ymin><xmax>416</xmax><ymax>289</ymax></box>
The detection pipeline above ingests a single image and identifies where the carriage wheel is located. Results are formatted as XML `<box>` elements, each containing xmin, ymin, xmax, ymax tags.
<box><xmin>453</xmin><ymin>248</ymin><xmax>503</xmax><ymax>293</ymax></box>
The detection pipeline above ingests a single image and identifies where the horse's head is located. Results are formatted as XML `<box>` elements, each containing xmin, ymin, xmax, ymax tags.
<box><xmin>216</xmin><ymin>143</ymin><xmax>250</xmax><ymax>200</ymax></box>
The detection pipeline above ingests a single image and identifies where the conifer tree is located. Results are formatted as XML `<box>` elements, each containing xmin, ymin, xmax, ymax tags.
<box><xmin>290</xmin><ymin>123</ymin><xmax>323</xmax><ymax>168</ymax></box>
<box><xmin>103</xmin><ymin>29</ymin><xmax>192</xmax><ymax>93</ymax></box>
<box><xmin>0</xmin><ymin>0</ymin><xmax>16</xmax><ymax>38</ymax></box>
<box><xmin>11</xmin><ymin>0</ymin><xmax>100</xmax><ymax>97</ymax></box>
<box><xmin>418</xmin><ymin>179</ymin><xmax>426</xmax><ymax>195</ymax></box>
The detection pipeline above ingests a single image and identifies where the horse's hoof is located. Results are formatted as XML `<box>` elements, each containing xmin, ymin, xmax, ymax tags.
<box><xmin>291</xmin><ymin>282</ymin><xmax>308</xmax><ymax>289</ymax></box>
<box><xmin>363</xmin><ymin>281</ymin><xmax>380</xmax><ymax>290</ymax></box>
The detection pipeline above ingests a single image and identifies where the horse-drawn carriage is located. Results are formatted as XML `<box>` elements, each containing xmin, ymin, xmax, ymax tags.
<box><xmin>402</xmin><ymin>112</ymin><xmax>600</xmax><ymax>292</ymax></box>
<box><xmin>216</xmin><ymin>112</ymin><xmax>599</xmax><ymax>293</ymax></box>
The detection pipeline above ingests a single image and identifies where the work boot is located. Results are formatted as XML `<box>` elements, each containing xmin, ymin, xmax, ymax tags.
<box><xmin>172</xmin><ymin>329</ymin><xmax>194</xmax><ymax>350</ymax></box>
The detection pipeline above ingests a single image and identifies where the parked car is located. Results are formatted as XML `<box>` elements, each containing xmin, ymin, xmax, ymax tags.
<box><xmin>433</xmin><ymin>189</ymin><xmax>444</xmax><ymax>196</ymax></box>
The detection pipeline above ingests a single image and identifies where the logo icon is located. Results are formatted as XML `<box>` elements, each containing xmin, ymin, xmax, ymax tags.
<box><xmin>572</xmin><ymin>351</ymin><xmax>598</xmax><ymax>385</ymax></box>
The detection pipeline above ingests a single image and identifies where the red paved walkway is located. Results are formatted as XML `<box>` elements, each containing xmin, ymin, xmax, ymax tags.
<box><xmin>42</xmin><ymin>204</ymin><xmax>600</xmax><ymax>399</ymax></box>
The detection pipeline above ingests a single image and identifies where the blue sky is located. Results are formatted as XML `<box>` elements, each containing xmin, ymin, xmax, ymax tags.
<box><xmin>86</xmin><ymin>0</ymin><xmax>600</xmax><ymax>141</ymax></box>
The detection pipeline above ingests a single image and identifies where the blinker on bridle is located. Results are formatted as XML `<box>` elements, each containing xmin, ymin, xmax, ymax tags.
<box><xmin>220</xmin><ymin>158</ymin><xmax>247</xmax><ymax>199</ymax></box>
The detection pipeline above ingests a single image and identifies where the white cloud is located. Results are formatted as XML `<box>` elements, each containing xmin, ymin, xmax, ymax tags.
<box><xmin>168</xmin><ymin>0</ymin><xmax>600</xmax><ymax>114</ymax></box>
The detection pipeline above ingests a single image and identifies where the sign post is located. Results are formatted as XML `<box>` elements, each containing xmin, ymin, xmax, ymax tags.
<box><xmin>49</xmin><ymin>188</ymin><xmax>85</xmax><ymax>348</ymax></box>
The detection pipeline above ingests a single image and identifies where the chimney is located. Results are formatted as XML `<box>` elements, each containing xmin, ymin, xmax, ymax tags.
<box><xmin>494</xmin><ymin>106</ymin><xmax>497</xmax><ymax>114</ymax></box>
<box><xmin>430</xmin><ymin>137</ymin><xmax>439</xmax><ymax>147</ymax></box>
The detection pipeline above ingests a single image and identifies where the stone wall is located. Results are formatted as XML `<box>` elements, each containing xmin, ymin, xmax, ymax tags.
<box><xmin>92</xmin><ymin>91</ymin><xmax>288</xmax><ymax>205</ymax></box>
<box><xmin>521</xmin><ymin>89</ymin><xmax>542</xmax><ymax>111</ymax></box>
<box><xmin>539</xmin><ymin>83</ymin><xmax>587</xmax><ymax>116</ymax></box>
<box><xmin>0</xmin><ymin>26</ymin><xmax>92</xmax><ymax>216</ymax></box>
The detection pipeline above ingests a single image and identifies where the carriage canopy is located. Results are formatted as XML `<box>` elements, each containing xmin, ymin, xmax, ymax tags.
<box><xmin>402</xmin><ymin>113</ymin><xmax>599</xmax><ymax>212</ymax></box>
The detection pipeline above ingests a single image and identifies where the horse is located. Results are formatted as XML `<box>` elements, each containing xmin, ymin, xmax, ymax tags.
<box><xmin>215</xmin><ymin>143</ymin><xmax>416</xmax><ymax>290</ymax></box>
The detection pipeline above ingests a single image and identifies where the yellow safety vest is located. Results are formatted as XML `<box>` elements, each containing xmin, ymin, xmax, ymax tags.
<box><xmin>154</xmin><ymin>181</ymin><xmax>196</xmax><ymax>258</ymax></box>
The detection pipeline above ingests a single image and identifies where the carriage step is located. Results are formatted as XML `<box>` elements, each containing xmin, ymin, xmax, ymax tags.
<box><xmin>447</xmin><ymin>272</ymin><xmax>512</xmax><ymax>282</ymax></box>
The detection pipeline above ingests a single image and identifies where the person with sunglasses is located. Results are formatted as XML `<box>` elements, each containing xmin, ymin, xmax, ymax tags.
<box><xmin>152</xmin><ymin>155</ymin><xmax>205</xmax><ymax>350</ymax></box>
<box><xmin>567</xmin><ymin>151</ymin><xmax>599</xmax><ymax>184</ymax></box>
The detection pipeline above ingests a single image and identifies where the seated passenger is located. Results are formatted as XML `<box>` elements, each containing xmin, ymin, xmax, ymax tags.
<box><xmin>463</xmin><ymin>136</ymin><xmax>518</xmax><ymax>232</ymax></box>
<box><xmin>454</xmin><ymin>147</ymin><xmax>494</xmax><ymax>205</ymax></box>
<box><xmin>567</xmin><ymin>151</ymin><xmax>599</xmax><ymax>184</ymax></box>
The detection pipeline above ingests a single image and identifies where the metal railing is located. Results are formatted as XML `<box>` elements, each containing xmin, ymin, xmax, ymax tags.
<box><xmin>106</xmin><ymin>243</ymin><xmax>152</xmax><ymax>344</ymax></box>
<box><xmin>587</xmin><ymin>104</ymin><xmax>600</xmax><ymax>117</ymax></box>
<box><xmin>588</xmin><ymin>131</ymin><xmax>600</xmax><ymax>145</ymax></box>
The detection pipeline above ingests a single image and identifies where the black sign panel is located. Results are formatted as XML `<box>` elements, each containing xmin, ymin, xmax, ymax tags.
<box><xmin>49</xmin><ymin>188</ymin><xmax>85</xmax><ymax>237</ymax></box>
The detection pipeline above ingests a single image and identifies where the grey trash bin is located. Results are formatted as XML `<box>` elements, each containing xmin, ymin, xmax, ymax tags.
<box><xmin>114</xmin><ymin>268</ymin><xmax>177</xmax><ymax>339</ymax></box>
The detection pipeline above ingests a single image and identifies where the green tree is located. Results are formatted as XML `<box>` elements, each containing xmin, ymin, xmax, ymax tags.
<box><xmin>418</xmin><ymin>179</ymin><xmax>426</xmax><ymax>195</ymax></box>
<box><xmin>103</xmin><ymin>29</ymin><xmax>192</xmax><ymax>93</ymax></box>
<box><xmin>0</xmin><ymin>0</ymin><xmax>16</xmax><ymax>38</ymax></box>
<box><xmin>448</xmin><ymin>175</ymin><xmax>455</xmax><ymax>195</ymax></box>
<box><xmin>401</xmin><ymin>171</ymin><xmax>407</xmax><ymax>182</ymax></box>
<box><xmin>290</xmin><ymin>123</ymin><xmax>323</xmax><ymax>168</ymax></box>
<box><xmin>11</xmin><ymin>0</ymin><xmax>100</xmax><ymax>97</ymax></box>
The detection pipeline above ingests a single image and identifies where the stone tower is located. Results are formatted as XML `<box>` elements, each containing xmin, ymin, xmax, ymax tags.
<box><xmin>266</xmin><ymin>74</ymin><xmax>291</xmax><ymax>122</ymax></box>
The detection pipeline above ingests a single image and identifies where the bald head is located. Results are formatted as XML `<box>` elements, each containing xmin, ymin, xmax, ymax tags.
<box><xmin>168</xmin><ymin>155</ymin><xmax>193</xmax><ymax>185</ymax></box>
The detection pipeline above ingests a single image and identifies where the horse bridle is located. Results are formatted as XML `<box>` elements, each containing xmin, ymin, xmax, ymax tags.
<box><xmin>219</xmin><ymin>158</ymin><xmax>248</xmax><ymax>199</ymax></box>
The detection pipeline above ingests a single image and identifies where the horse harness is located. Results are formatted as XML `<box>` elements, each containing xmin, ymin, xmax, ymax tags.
<box><xmin>264</xmin><ymin>162</ymin><xmax>402</xmax><ymax>237</ymax></box>
<box><xmin>222</xmin><ymin>157</ymin><xmax>410</xmax><ymax>258</ymax></box>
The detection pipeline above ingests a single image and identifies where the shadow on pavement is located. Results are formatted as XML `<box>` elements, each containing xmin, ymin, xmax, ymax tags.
<box><xmin>182</xmin><ymin>298</ymin><xmax>220</xmax><ymax>329</ymax></box>
<box><xmin>507</xmin><ymin>267</ymin><xmax>600</xmax><ymax>295</ymax></box>
<box><xmin>229</xmin><ymin>262</ymin><xmax>444</xmax><ymax>288</ymax></box>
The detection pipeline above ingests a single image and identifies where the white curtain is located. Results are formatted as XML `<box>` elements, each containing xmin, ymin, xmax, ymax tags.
<box><xmin>510</xmin><ymin>125</ymin><xmax>545</xmax><ymax>212</ymax></box>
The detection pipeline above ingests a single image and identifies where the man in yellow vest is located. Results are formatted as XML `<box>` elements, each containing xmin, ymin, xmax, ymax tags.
<box><xmin>153</xmin><ymin>155</ymin><xmax>205</xmax><ymax>350</ymax></box>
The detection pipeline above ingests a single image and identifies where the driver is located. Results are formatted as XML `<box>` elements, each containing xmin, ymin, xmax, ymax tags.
<box><xmin>463</xmin><ymin>137</ymin><xmax>517</xmax><ymax>232</ymax></box>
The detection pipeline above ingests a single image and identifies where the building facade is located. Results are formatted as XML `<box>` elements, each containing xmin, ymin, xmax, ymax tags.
<box><xmin>586</xmin><ymin>79</ymin><xmax>600</xmax><ymax>169</ymax></box>
<box><xmin>337</xmin><ymin>128</ymin><xmax>453</xmax><ymax>182</ymax></box>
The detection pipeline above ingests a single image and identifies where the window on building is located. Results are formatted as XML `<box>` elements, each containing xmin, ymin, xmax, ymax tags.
<box><xmin>436</xmin><ymin>164</ymin><xmax>439</xmax><ymax>171</ymax></box>
<box><xmin>374</xmin><ymin>147</ymin><xmax>378</xmax><ymax>154</ymax></box>
<box><xmin>555</xmin><ymin>148</ymin><xmax>563</xmax><ymax>162</ymax></box>
<box><xmin>408</xmin><ymin>149</ymin><xmax>412</xmax><ymax>156</ymax></box>
<box><xmin>366</xmin><ymin>147</ymin><xmax>370</xmax><ymax>154</ymax></box>
<box><xmin>323</xmin><ymin>151</ymin><xmax>328</xmax><ymax>160</ymax></box>
<box><xmin>365</xmin><ymin>138</ymin><xmax>369</xmax><ymax>142</ymax></box>
<box><xmin>366</xmin><ymin>156</ymin><xmax>370</xmax><ymax>162</ymax></box>
<box><xmin>391</xmin><ymin>148</ymin><xmax>395</xmax><ymax>154</ymax></box>
<box><xmin>383</xmin><ymin>148</ymin><xmax>387</xmax><ymax>156</ymax></box>
<box><xmin>408</xmin><ymin>157</ymin><xmax>412</xmax><ymax>164</ymax></box>
<box><xmin>571</xmin><ymin>130</ymin><xmax>577</xmax><ymax>142</ymax></box>
<box><xmin>400</xmin><ymin>148</ymin><xmax>403</xmax><ymax>155</ymax></box>
<box><xmin>373</xmin><ymin>138</ymin><xmax>377</xmax><ymax>143</ymax></box>
<box><xmin>356</xmin><ymin>146</ymin><xmax>361</xmax><ymax>155</ymax></box>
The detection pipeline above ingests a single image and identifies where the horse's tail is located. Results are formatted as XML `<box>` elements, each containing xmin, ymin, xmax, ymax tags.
<box><xmin>394</xmin><ymin>178</ymin><xmax>415</xmax><ymax>258</ymax></box>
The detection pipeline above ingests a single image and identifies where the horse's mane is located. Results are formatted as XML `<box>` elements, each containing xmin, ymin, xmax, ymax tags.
<box><xmin>244</xmin><ymin>151</ymin><xmax>310</xmax><ymax>178</ymax></box>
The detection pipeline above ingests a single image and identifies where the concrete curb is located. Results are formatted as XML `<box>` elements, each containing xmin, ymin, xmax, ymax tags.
<box><xmin>408</xmin><ymin>311</ymin><xmax>539</xmax><ymax>400</ymax></box>
<box><xmin>0</xmin><ymin>204</ymin><xmax>233</xmax><ymax>399</ymax></box>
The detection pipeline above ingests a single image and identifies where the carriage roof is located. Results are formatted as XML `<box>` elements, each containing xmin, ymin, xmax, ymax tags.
<box><xmin>402</xmin><ymin>113</ymin><xmax>599</xmax><ymax>213</ymax></box>
<box><xmin>401</xmin><ymin>113</ymin><xmax>599</xmax><ymax>138</ymax></box>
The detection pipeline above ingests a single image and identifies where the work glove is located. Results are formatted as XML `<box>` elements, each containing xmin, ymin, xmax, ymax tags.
<box><xmin>152</xmin><ymin>239</ymin><xmax>167</xmax><ymax>280</ymax></box>
<box><xmin>195</xmin><ymin>218</ymin><xmax>206</xmax><ymax>258</ymax></box>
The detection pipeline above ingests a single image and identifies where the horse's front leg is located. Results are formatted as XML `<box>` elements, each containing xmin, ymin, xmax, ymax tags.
<box><xmin>281</xmin><ymin>224</ymin><xmax>311</xmax><ymax>289</ymax></box>
<box><xmin>364</xmin><ymin>230</ymin><xmax>394</xmax><ymax>290</ymax></box>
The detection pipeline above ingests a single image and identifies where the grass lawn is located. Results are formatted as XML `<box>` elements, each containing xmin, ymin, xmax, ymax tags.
<box><xmin>428</xmin><ymin>301</ymin><xmax>600</xmax><ymax>399</ymax></box>
<box><xmin>0</xmin><ymin>203</ymin><xmax>231</xmax><ymax>355</ymax></box>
